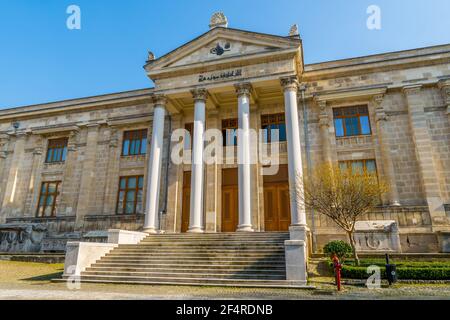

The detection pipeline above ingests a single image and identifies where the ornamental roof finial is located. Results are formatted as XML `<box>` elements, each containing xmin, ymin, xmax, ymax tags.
<box><xmin>209</xmin><ymin>12</ymin><xmax>228</xmax><ymax>29</ymax></box>
<box><xmin>289</xmin><ymin>24</ymin><xmax>300</xmax><ymax>38</ymax></box>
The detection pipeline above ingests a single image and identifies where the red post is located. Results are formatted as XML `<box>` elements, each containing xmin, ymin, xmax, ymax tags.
<box><xmin>332</xmin><ymin>254</ymin><xmax>342</xmax><ymax>291</ymax></box>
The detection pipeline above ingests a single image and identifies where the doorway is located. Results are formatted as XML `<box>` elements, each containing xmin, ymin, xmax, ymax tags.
<box><xmin>263</xmin><ymin>165</ymin><xmax>291</xmax><ymax>231</ymax></box>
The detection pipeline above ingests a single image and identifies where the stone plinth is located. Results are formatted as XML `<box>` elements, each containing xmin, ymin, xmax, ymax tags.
<box><xmin>354</xmin><ymin>220</ymin><xmax>402</xmax><ymax>253</ymax></box>
<box><xmin>0</xmin><ymin>223</ymin><xmax>47</xmax><ymax>253</ymax></box>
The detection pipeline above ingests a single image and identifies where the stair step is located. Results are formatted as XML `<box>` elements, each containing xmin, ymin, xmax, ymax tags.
<box><xmin>86</xmin><ymin>266</ymin><xmax>285</xmax><ymax>273</ymax></box>
<box><xmin>81</xmin><ymin>271</ymin><xmax>285</xmax><ymax>280</ymax></box>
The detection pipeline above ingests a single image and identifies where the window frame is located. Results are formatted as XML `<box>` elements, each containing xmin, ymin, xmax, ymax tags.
<box><xmin>121</xmin><ymin>129</ymin><xmax>148</xmax><ymax>157</ymax></box>
<box><xmin>45</xmin><ymin>138</ymin><xmax>68</xmax><ymax>164</ymax></box>
<box><xmin>261</xmin><ymin>113</ymin><xmax>287</xmax><ymax>143</ymax></box>
<box><xmin>116</xmin><ymin>175</ymin><xmax>144</xmax><ymax>215</ymax></box>
<box><xmin>184</xmin><ymin>123</ymin><xmax>194</xmax><ymax>150</ymax></box>
<box><xmin>36</xmin><ymin>181</ymin><xmax>61</xmax><ymax>217</ymax></box>
<box><xmin>339</xmin><ymin>159</ymin><xmax>378</xmax><ymax>175</ymax></box>
<box><xmin>333</xmin><ymin>105</ymin><xmax>372</xmax><ymax>138</ymax></box>
<box><xmin>222</xmin><ymin>118</ymin><xmax>238</xmax><ymax>147</ymax></box>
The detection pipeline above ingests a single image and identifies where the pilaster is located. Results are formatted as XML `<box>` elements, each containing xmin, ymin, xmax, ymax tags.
<box><xmin>373</xmin><ymin>94</ymin><xmax>401</xmax><ymax>206</ymax></box>
<box><xmin>403</xmin><ymin>85</ymin><xmax>448</xmax><ymax>230</ymax></box>
<box><xmin>59</xmin><ymin>129</ymin><xmax>80</xmax><ymax>216</ymax></box>
<box><xmin>75</xmin><ymin>124</ymin><xmax>100</xmax><ymax>230</ymax></box>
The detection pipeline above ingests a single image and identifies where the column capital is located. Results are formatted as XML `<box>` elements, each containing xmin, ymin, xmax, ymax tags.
<box><xmin>234</xmin><ymin>82</ymin><xmax>252</xmax><ymax>97</ymax></box>
<box><xmin>317</xmin><ymin>100</ymin><xmax>329</xmax><ymax>127</ymax></box>
<box><xmin>373</xmin><ymin>93</ymin><xmax>385</xmax><ymax>105</ymax></box>
<box><xmin>402</xmin><ymin>84</ymin><xmax>422</xmax><ymax>95</ymax></box>
<box><xmin>280</xmin><ymin>76</ymin><xmax>299</xmax><ymax>92</ymax></box>
<box><xmin>153</xmin><ymin>94</ymin><xmax>168</xmax><ymax>106</ymax></box>
<box><xmin>191</xmin><ymin>88</ymin><xmax>208</xmax><ymax>102</ymax></box>
<box><xmin>438</xmin><ymin>79</ymin><xmax>450</xmax><ymax>104</ymax></box>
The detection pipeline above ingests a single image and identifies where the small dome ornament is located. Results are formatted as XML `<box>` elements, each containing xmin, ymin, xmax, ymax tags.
<box><xmin>209</xmin><ymin>12</ymin><xmax>228</xmax><ymax>29</ymax></box>
<box><xmin>289</xmin><ymin>24</ymin><xmax>300</xmax><ymax>37</ymax></box>
<box><xmin>146</xmin><ymin>51</ymin><xmax>155</xmax><ymax>63</ymax></box>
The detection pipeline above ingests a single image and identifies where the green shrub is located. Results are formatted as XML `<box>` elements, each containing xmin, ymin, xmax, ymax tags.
<box><xmin>340</xmin><ymin>265</ymin><xmax>450</xmax><ymax>280</ymax></box>
<box><xmin>323</xmin><ymin>241</ymin><xmax>352</xmax><ymax>262</ymax></box>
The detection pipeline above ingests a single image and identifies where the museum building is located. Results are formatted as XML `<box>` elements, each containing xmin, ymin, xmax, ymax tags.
<box><xmin>1</xmin><ymin>13</ymin><xmax>450</xmax><ymax>256</ymax></box>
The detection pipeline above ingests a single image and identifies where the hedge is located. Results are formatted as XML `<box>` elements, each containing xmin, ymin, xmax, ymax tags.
<box><xmin>340</xmin><ymin>266</ymin><xmax>450</xmax><ymax>280</ymax></box>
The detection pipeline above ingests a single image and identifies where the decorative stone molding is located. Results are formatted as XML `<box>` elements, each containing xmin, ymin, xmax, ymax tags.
<box><xmin>402</xmin><ymin>84</ymin><xmax>422</xmax><ymax>95</ymax></box>
<box><xmin>280</xmin><ymin>76</ymin><xmax>299</xmax><ymax>92</ymax></box>
<box><xmin>191</xmin><ymin>88</ymin><xmax>209</xmax><ymax>102</ymax></box>
<box><xmin>438</xmin><ymin>79</ymin><xmax>450</xmax><ymax>115</ymax></box>
<box><xmin>289</xmin><ymin>24</ymin><xmax>300</xmax><ymax>37</ymax></box>
<box><xmin>234</xmin><ymin>82</ymin><xmax>252</xmax><ymax>97</ymax></box>
<box><xmin>373</xmin><ymin>94</ymin><xmax>388</xmax><ymax>122</ymax></box>
<box><xmin>153</xmin><ymin>94</ymin><xmax>168</xmax><ymax>106</ymax></box>
<box><xmin>209</xmin><ymin>12</ymin><xmax>228</xmax><ymax>29</ymax></box>
<box><xmin>109</xmin><ymin>128</ymin><xmax>119</xmax><ymax>148</ymax></box>
<box><xmin>67</xmin><ymin>130</ymin><xmax>80</xmax><ymax>152</ymax></box>
<box><xmin>317</xmin><ymin>101</ymin><xmax>329</xmax><ymax>128</ymax></box>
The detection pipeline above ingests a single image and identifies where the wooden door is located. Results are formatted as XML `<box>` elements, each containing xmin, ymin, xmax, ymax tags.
<box><xmin>181</xmin><ymin>172</ymin><xmax>191</xmax><ymax>233</ymax></box>
<box><xmin>263</xmin><ymin>182</ymin><xmax>291</xmax><ymax>231</ymax></box>
<box><xmin>221</xmin><ymin>168</ymin><xmax>239</xmax><ymax>232</ymax></box>
<box><xmin>263</xmin><ymin>165</ymin><xmax>291</xmax><ymax>231</ymax></box>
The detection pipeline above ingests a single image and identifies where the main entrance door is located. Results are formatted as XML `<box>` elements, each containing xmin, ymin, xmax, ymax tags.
<box><xmin>221</xmin><ymin>168</ymin><xmax>238</xmax><ymax>232</ymax></box>
<box><xmin>181</xmin><ymin>171</ymin><xmax>191</xmax><ymax>233</ymax></box>
<box><xmin>263</xmin><ymin>165</ymin><xmax>291</xmax><ymax>231</ymax></box>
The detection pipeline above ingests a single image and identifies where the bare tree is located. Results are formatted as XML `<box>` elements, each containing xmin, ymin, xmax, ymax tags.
<box><xmin>295</xmin><ymin>164</ymin><xmax>389</xmax><ymax>266</ymax></box>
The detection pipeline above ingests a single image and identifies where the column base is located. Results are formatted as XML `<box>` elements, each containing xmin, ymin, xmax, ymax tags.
<box><xmin>236</xmin><ymin>225</ymin><xmax>254</xmax><ymax>232</ymax></box>
<box><xmin>142</xmin><ymin>227</ymin><xmax>158</xmax><ymax>234</ymax></box>
<box><xmin>187</xmin><ymin>227</ymin><xmax>204</xmax><ymax>234</ymax></box>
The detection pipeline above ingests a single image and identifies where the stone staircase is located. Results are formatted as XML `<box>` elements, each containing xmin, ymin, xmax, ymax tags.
<box><xmin>63</xmin><ymin>232</ymin><xmax>308</xmax><ymax>288</ymax></box>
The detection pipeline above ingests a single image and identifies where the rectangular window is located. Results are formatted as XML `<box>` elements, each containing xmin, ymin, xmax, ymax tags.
<box><xmin>339</xmin><ymin>159</ymin><xmax>377</xmax><ymax>175</ymax></box>
<box><xmin>333</xmin><ymin>106</ymin><xmax>371</xmax><ymax>137</ymax></box>
<box><xmin>116</xmin><ymin>176</ymin><xmax>144</xmax><ymax>215</ymax></box>
<box><xmin>36</xmin><ymin>181</ymin><xmax>60</xmax><ymax>217</ymax></box>
<box><xmin>45</xmin><ymin>138</ymin><xmax>68</xmax><ymax>163</ymax></box>
<box><xmin>261</xmin><ymin>113</ymin><xmax>287</xmax><ymax>143</ymax></box>
<box><xmin>122</xmin><ymin>130</ymin><xmax>147</xmax><ymax>156</ymax></box>
<box><xmin>222</xmin><ymin>119</ymin><xmax>238</xmax><ymax>146</ymax></box>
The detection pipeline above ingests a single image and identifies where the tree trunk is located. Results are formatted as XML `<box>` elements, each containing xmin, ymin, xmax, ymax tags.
<box><xmin>347</xmin><ymin>231</ymin><xmax>360</xmax><ymax>266</ymax></box>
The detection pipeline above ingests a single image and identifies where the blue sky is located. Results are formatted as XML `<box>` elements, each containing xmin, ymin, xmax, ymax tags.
<box><xmin>0</xmin><ymin>0</ymin><xmax>449</xmax><ymax>109</ymax></box>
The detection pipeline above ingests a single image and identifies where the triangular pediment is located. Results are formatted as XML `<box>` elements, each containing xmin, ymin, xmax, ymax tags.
<box><xmin>145</xmin><ymin>27</ymin><xmax>302</xmax><ymax>73</ymax></box>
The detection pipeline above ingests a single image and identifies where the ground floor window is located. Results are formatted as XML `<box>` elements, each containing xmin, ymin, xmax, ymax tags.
<box><xmin>339</xmin><ymin>159</ymin><xmax>377</xmax><ymax>174</ymax></box>
<box><xmin>116</xmin><ymin>176</ymin><xmax>144</xmax><ymax>214</ymax></box>
<box><xmin>37</xmin><ymin>181</ymin><xmax>61</xmax><ymax>217</ymax></box>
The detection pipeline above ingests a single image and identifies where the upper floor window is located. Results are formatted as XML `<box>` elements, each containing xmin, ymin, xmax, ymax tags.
<box><xmin>222</xmin><ymin>119</ymin><xmax>238</xmax><ymax>146</ymax></box>
<box><xmin>46</xmin><ymin>138</ymin><xmax>68</xmax><ymax>163</ymax></box>
<box><xmin>122</xmin><ymin>129</ymin><xmax>147</xmax><ymax>156</ymax></box>
<box><xmin>116</xmin><ymin>176</ymin><xmax>144</xmax><ymax>215</ymax></box>
<box><xmin>339</xmin><ymin>159</ymin><xmax>377</xmax><ymax>175</ymax></box>
<box><xmin>261</xmin><ymin>113</ymin><xmax>287</xmax><ymax>143</ymax></box>
<box><xmin>333</xmin><ymin>106</ymin><xmax>371</xmax><ymax>138</ymax></box>
<box><xmin>37</xmin><ymin>181</ymin><xmax>60</xmax><ymax>217</ymax></box>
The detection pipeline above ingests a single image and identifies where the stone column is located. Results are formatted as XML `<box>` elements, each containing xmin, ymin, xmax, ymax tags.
<box><xmin>144</xmin><ymin>95</ymin><xmax>167</xmax><ymax>233</ymax></box>
<box><xmin>235</xmin><ymin>83</ymin><xmax>254</xmax><ymax>232</ymax></box>
<box><xmin>373</xmin><ymin>94</ymin><xmax>400</xmax><ymax>206</ymax></box>
<box><xmin>75</xmin><ymin>124</ymin><xmax>99</xmax><ymax>230</ymax></box>
<box><xmin>318</xmin><ymin>100</ymin><xmax>333</xmax><ymax>164</ymax></box>
<box><xmin>403</xmin><ymin>85</ymin><xmax>447</xmax><ymax>229</ymax></box>
<box><xmin>438</xmin><ymin>79</ymin><xmax>450</xmax><ymax>123</ymax></box>
<box><xmin>281</xmin><ymin>76</ymin><xmax>307</xmax><ymax>227</ymax></box>
<box><xmin>188</xmin><ymin>89</ymin><xmax>207</xmax><ymax>233</ymax></box>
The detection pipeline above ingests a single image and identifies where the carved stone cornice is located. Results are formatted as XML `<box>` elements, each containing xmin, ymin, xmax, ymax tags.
<box><xmin>191</xmin><ymin>88</ymin><xmax>209</xmax><ymax>102</ymax></box>
<box><xmin>280</xmin><ymin>76</ymin><xmax>299</xmax><ymax>92</ymax></box>
<box><xmin>234</xmin><ymin>83</ymin><xmax>252</xmax><ymax>97</ymax></box>
<box><xmin>402</xmin><ymin>84</ymin><xmax>422</xmax><ymax>95</ymax></box>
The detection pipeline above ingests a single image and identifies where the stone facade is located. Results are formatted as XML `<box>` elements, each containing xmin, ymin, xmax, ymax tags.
<box><xmin>0</xmin><ymin>21</ymin><xmax>449</xmax><ymax>253</ymax></box>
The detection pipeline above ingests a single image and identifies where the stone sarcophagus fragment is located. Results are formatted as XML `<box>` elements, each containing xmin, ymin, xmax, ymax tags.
<box><xmin>0</xmin><ymin>223</ymin><xmax>47</xmax><ymax>253</ymax></box>
<box><xmin>354</xmin><ymin>220</ymin><xmax>402</xmax><ymax>253</ymax></box>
